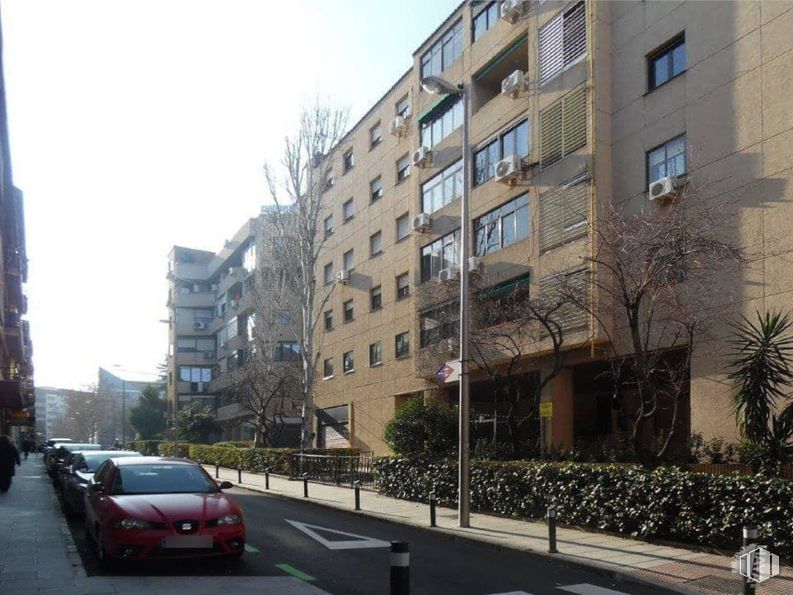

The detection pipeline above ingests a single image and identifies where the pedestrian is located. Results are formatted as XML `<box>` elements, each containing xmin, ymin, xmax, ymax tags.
<box><xmin>22</xmin><ymin>439</ymin><xmax>30</xmax><ymax>460</ymax></box>
<box><xmin>0</xmin><ymin>435</ymin><xmax>21</xmax><ymax>493</ymax></box>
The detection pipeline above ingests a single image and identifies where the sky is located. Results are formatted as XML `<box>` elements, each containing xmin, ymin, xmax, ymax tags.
<box><xmin>1</xmin><ymin>0</ymin><xmax>460</xmax><ymax>390</ymax></box>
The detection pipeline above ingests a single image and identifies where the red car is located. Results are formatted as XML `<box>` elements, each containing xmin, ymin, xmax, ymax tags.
<box><xmin>83</xmin><ymin>456</ymin><xmax>245</xmax><ymax>565</ymax></box>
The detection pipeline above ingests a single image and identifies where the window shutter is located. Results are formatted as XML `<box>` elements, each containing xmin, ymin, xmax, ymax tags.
<box><xmin>562</xmin><ymin>181</ymin><xmax>588</xmax><ymax>243</ymax></box>
<box><xmin>539</xmin><ymin>268</ymin><xmax>588</xmax><ymax>331</ymax></box>
<box><xmin>540</xmin><ymin>101</ymin><xmax>563</xmax><ymax>167</ymax></box>
<box><xmin>562</xmin><ymin>86</ymin><xmax>587</xmax><ymax>156</ymax></box>
<box><xmin>539</xmin><ymin>180</ymin><xmax>589</xmax><ymax>252</ymax></box>
<box><xmin>539</xmin><ymin>13</ymin><xmax>563</xmax><ymax>85</ymax></box>
<box><xmin>562</xmin><ymin>2</ymin><xmax>587</xmax><ymax>67</ymax></box>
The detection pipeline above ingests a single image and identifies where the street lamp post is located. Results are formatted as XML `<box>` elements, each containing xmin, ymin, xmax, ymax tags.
<box><xmin>120</xmin><ymin>378</ymin><xmax>127</xmax><ymax>445</ymax></box>
<box><xmin>421</xmin><ymin>75</ymin><xmax>471</xmax><ymax>528</ymax></box>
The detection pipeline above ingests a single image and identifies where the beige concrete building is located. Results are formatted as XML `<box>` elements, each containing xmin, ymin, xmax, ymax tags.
<box><xmin>311</xmin><ymin>0</ymin><xmax>793</xmax><ymax>455</ymax></box>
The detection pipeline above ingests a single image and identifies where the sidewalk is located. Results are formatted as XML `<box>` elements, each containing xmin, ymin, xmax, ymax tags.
<box><xmin>208</xmin><ymin>465</ymin><xmax>793</xmax><ymax>595</ymax></box>
<box><xmin>0</xmin><ymin>459</ymin><xmax>328</xmax><ymax>595</ymax></box>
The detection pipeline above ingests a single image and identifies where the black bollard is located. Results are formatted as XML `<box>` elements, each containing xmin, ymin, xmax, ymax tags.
<box><xmin>265</xmin><ymin>467</ymin><xmax>271</xmax><ymax>490</ymax></box>
<box><xmin>429</xmin><ymin>491</ymin><xmax>437</xmax><ymax>527</ymax></box>
<box><xmin>215</xmin><ymin>462</ymin><xmax>220</xmax><ymax>478</ymax></box>
<box><xmin>390</xmin><ymin>541</ymin><xmax>409</xmax><ymax>595</ymax></box>
<box><xmin>742</xmin><ymin>526</ymin><xmax>758</xmax><ymax>595</ymax></box>
<box><xmin>547</xmin><ymin>505</ymin><xmax>558</xmax><ymax>554</ymax></box>
<box><xmin>303</xmin><ymin>473</ymin><xmax>309</xmax><ymax>498</ymax></box>
<box><xmin>354</xmin><ymin>480</ymin><xmax>361</xmax><ymax>511</ymax></box>
<box><xmin>238</xmin><ymin>468</ymin><xmax>242</xmax><ymax>484</ymax></box>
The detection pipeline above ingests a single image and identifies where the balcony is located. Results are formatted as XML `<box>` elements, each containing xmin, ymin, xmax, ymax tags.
<box><xmin>172</xmin><ymin>290</ymin><xmax>215</xmax><ymax>308</ymax></box>
<box><xmin>175</xmin><ymin>351</ymin><xmax>216</xmax><ymax>366</ymax></box>
<box><xmin>174</xmin><ymin>319</ymin><xmax>213</xmax><ymax>335</ymax></box>
<box><xmin>217</xmin><ymin>267</ymin><xmax>247</xmax><ymax>297</ymax></box>
<box><xmin>173</xmin><ymin>261</ymin><xmax>208</xmax><ymax>281</ymax></box>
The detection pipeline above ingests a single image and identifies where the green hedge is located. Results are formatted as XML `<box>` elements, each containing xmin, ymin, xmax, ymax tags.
<box><xmin>213</xmin><ymin>441</ymin><xmax>254</xmax><ymax>448</ymax></box>
<box><xmin>128</xmin><ymin>440</ymin><xmax>163</xmax><ymax>455</ymax></box>
<box><xmin>158</xmin><ymin>442</ymin><xmax>191</xmax><ymax>458</ymax></box>
<box><xmin>373</xmin><ymin>458</ymin><xmax>793</xmax><ymax>557</ymax></box>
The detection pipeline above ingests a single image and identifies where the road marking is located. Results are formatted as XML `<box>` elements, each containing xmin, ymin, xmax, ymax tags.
<box><xmin>276</xmin><ymin>563</ymin><xmax>317</xmax><ymax>582</ymax></box>
<box><xmin>244</xmin><ymin>543</ymin><xmax>260</xmax><ymax>553</ymax></box>
<box><xmin>20</xmin><ymin>475</ymin><xmax>41</xmax><ymax>479</ymax></box>
<box><xmin>285</xmin><ymin>519</ymin><xmax>390</xmax><ymax>550</ymax></box>
<box><xmin>559</xmin><ymin>585</ymin><xmax>631</xmax><ymax>595</ymax></box>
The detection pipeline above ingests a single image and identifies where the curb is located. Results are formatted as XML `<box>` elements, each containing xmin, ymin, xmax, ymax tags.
<box><xmin>229</xmin><ymin>475</ymin><xmax>693</xmax><ymax>595</ymax></box>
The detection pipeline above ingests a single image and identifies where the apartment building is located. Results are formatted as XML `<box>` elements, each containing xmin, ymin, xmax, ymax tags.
<box><xmin>166</xmin><ymin>212</ymin><xmax>301</xmax><ymax>444</ymax></box>
<box><xmin>311</xmin><ymin>0</ymin><xmax>793</xmax><ymax>454</ymax></box>
<box><xmin>0</xmin><ymin>15</ymin><xmax>34</xmax><ymax>440</ymax></box>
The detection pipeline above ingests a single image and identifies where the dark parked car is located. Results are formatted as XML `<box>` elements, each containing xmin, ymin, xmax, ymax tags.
<box><xmin>43</xmin><ymin>439</ymin><xmax>74</xmax><ymax>467</ymax></box>
<box><xmin>47</xmin><ymin>443</ymin><xmax>103</xmax><ymax>479</ymax></box>
<box><xmin>61</xmin><ymin>450</ymin><xmax>141</xmax><ymax>515</ymax></box>
<box><xmin>84</xmin><ymin>457</ymin><xmax>245</xmax><ymax>565</ymax></box>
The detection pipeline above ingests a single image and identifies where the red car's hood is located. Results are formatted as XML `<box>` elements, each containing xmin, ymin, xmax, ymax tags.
<box><xmin>109</xmin><ymin>492</ymin><xmax>240</xmax><ymax>523</ymax></box>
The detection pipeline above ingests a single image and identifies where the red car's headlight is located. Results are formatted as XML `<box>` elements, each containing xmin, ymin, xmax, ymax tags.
<box><xmin>217</xmin><ymin>514</ymin><xmax>243</xmax><ymax>526</ymax></box>
<box><xmin>114</xmin><ymin>517</ymin><xmax>157</xmax><ymax>530</ymax></box>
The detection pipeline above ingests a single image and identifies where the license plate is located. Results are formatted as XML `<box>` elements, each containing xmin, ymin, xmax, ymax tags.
<box><xmin>162</xmin><ymin>535</ymin><xmax>213</xmax><ymax>549</ymax></box>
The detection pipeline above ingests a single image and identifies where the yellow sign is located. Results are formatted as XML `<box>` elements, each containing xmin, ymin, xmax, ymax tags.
<box><xmin>539</xmin><ymin>402</ymin><xmax>553</xmax><ymax>418</ymax></box>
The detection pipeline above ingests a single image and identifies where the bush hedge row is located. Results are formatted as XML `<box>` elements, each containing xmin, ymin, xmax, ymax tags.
<box><xmin>127</xmin><ymin>440</ymin><xmax>163</xmax><ymax>455</ymax></box>
<box><xmin>373</xmin><ymin>457</ymin><xmax>793</xmax><ymax>557</ymax></box>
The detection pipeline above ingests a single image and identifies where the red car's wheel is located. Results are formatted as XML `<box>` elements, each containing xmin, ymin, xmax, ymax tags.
<box><xmin>95</xmin><ymin>528</ymin><xmax>115</xmax><ymax>569</ymax></box>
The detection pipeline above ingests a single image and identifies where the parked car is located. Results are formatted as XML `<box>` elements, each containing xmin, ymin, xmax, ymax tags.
<box><xmin>83</xmin><ymin>457</ymin><xmax>245</xmax><ymax>565</ymax></box>
<box><xmin>43</xmin><ymin>439</ymin><xmax>75</xmax><ymax>468</ymax></box>
<box><xmin>47</xmin><ymin>443</ymin><xmax>103</xmax><ymax>479</ymax></box>
<box><xmin>61</xmin><ymin>450</ymin><xmax>141</xmax><ymax>515</ymax></box>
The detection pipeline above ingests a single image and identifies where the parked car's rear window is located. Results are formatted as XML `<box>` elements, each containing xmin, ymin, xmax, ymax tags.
<box><xmin>112</xmin><ymin>464</ymin><xmax>219</xmax><ymax>495</ymax></box>
<box><xmin>81</xmin><ymin>452</ymin><xmax>139</xmax><ymax>471</ymax></box>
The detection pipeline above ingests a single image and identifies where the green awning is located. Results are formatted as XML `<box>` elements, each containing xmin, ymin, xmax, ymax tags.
<box><xmin>478</xmin><ymin>273</ymin><xmax>531</xmax><ymax>300</ymax></box>
<box><xmin>418</xmin><ymin>94</ymin><xmax>458</xmax><ymax>124</ymax></box>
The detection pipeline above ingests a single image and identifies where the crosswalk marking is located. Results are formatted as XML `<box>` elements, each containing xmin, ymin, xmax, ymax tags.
<box><xmin>558</xmin><ymin>584</ymin><xmax>631</xmax><ymax>595</ymax></box>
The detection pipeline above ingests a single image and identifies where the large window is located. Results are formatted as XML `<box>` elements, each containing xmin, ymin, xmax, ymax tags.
<box><xmin>369</xmin><ymin>341</ymin><xmax>383</xmax><ymax>366</ymax></box>
<box><xmin>473</xmin><ymin>2</ymin><xmax>498</xmax><ymax>42</ymax></box>
<box><xmin>539</xmin><ymin>268</ymin><xmax>588</xmax><ymax>331</ymax></box>
<box><xmin>539</xmin><ymin>176</ymin><xmax>589</xmax><ymax>252</ymax></box>
<box><xmin>474</xmin><ymin>193</ymin><xmax>530</xmax><ymax>256</ymax></box>
<box><xmin>176</xmin><ymin>337</ymin><xmax>215</xmax><ymax>354</ymax></box>
<box><xmin>422</xmin><ymin>159</ymin><xmax>462</xmax><ymax>214</ymax></box>
<box><xmin>274</xmin><ymin>341</ymin><xmax>300</xmax><ymax>362</ymax></box>
<box><xmin>179</xmin><ymin>367</ymin><xmax>212</xmax><ymax>383</ymax></box>
<box><xmin>421</xmin><ymin>20</ymin><xmax>463</xmax><ymax>78</ymax></box>
<box><xmin>175</xmin><ymin>308</ymin><xmax>213</xmax><ymax>326</ymax></box>
<box><xmin>420</xmin><ymin>303</ymin><xmax>459</xmax><ymax>347</ymax></box>
<box><xmin>474</xmin><ymin>120</ymin><xmax>529</xmax><ymax>186</ymax></box>
<box><xmin>539</xmin><ymin>1</ymin><xmax>586</xmax><ymax>85</ymax></box>
<box><xmin>420</xmin><ymin>97</ymin><xmax>463</xmax><ymax>149</ymax></box>
<box><xmin>648</xmin><ymin>35</ymin><xmax>686</xmax><ymax>90</ymax></box>
<box><xmin>539</xmin><ymin>85</ymin><xmax>587</xmax><ymax>168</ymax></box>
<box><xmin>647</xmin><ymin>135</ymin><xmax>686</xmax><ymax>184</ymax></box>
<box><xmin>421</xmin><ymin>230</ymin><xmax>459</xmax><ymax>282</ymax></box>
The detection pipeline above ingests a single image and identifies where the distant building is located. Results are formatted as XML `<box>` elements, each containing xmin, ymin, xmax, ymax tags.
<box><xmin>34</xmin><ymin>386</ymin><xmax>92</xmax><ymax>440</ymax></box>
<box><xmin>97</xmin><ymin>367</ymin><xmax>163</xmax><ymax>445</ymax></box>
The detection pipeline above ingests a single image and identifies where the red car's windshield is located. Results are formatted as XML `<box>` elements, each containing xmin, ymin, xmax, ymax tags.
<box><xmin>111</xmin><ymin>464</ymin><xmax>219</xmax><ymax>495</ymax></box>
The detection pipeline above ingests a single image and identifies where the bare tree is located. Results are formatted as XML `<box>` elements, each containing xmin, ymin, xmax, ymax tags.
<box><xmin>51</xmin><ymin>387</ymin><xmax>112</xmax><ymax>443</ymax></box>
<box><xmin>569</xmin><ymin>181</ymin><xmax>746</xmax><ymax>467</ymax></box>
<box><xmin>264</xmin><ymin>100</ymin><xmax>348</xmax><ymax>448</ymax></box>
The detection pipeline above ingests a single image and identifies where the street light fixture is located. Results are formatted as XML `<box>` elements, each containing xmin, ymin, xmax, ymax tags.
<box><xmin>420</xmin><ymin>75</ymin><xmax>471</xmax><ymax>528</ymax></box>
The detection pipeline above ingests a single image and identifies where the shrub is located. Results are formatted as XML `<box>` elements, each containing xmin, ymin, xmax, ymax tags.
<box><xmin>383</xmin><ymin>396</ymin><xmax>457</xmax><ymax>458</ymax></box>
<box><xmin>129</xmin><ymin>440</ymin><xmax>162</xmax><ymax>455</ymax></box>
<box><xmin>158</xmin><ymin>442</ymin><xmax>191</xmax><ymax>457</ymax></box>
<box><xmin>373</xmin><ymin>457</ymin><xmax>793</xmax><ymax>557</ymax></box>
<box><xmin>213</xmin><ymin>441</ymin><xmax>254</xmax><ymax>448</ymax></box>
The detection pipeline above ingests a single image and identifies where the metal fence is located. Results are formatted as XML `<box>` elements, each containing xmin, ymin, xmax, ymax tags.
<box><xmin>291</xmin><ymin>451</ymin><xmax>375</xmax><ymax>489</ymax></box>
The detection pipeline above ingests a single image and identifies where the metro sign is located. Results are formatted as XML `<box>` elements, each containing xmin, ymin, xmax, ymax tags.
<box><xmin>437</xmin><ymin>360</ymin><xmax>461</xmax><ymax>383</ymax></box>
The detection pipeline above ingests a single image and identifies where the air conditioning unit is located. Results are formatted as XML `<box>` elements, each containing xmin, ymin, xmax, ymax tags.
<box><xmin>500</xmin><ymin>0</ymin><xmax>527</xmax><ymax>23</ymax></box>
<box><xmin>412</xmin><ymin>146</ymin><xmax>433</xmax><ymax>168</ymax></box>
<box><xmin>412</xmin><ymin>213</ymin><xmax>431</xmax><ymax>232</ymax></box>
<box><xmin>648</xmin><ymin>175</ymin><xmax>679</xmax><ymax>201</ymax></box>
<box><xmin>495</xmin><ymin>154</ymin><xmax>525</xmax><ymax>184</ymax></box>
<box><xmin>438</xmin><ymin>267</ymin><xmax>459</xmax><ymax>283</ymax></box>
<box><xmin>468</xmin><ymin>256</ymin><xmax>482</xmax><ymax>272</ymax></box>
<box><xmin>388</xmin><ymin>116</ymin><xmax>407</xmax><ymax>137</ymax></box>
<box><xmin>193</xmin><ymin>321</ymin><xmax>206</xmax><ymax>330</ymax></box>
<box><xmin>501</xmin><ymin>70</ymin><xmax>527</xmax><ymax>98</ymax></box>
<box><xmin>336</xmin><ymin>269</ymin><xmax>350</xmax><ymax>284</ymax></box>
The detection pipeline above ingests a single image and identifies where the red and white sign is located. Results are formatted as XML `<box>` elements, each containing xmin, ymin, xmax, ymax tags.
<box><xmin>437</xmin><ymin>360</ymin><xmax>461</xmax><ymax>383</ymax></box>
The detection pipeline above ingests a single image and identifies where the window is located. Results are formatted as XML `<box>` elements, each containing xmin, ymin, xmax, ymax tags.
<box><xmin>473</xmin><ymin>2</ymin><xmax>498</xmax><ymax>42</ymax></box>
<box><xmin>324</xmin><ymin>170</ymin><xmax>335</xmax><ymax>190</ymax></box>
<box><xmin>539</xmin><ymin>1</ymin><xmax>586</xmax><ymax>85</ymax></box>
<box><xmin>179</xmin><ymin>367</ymin><xmax>212</xmax><ymax>383</ymax></box>
<box><xmin>369</xmin><ymin>341</ymin><xmax>383</xmax><ymax>366</ymax></box>
<box><xmin>370</xmin><ymin>177</ymin><xmax>383</xmax><ymax>202</ymax></box>
<box><xmin>370</xmin><ymin>232</ymin><xmax>383</xmax><ymax>257</ymax></box>
<box><xmin>323</xmin><ymin>358</ymin><xmax>334</xmax><ymax>378</ymax></box>
<box><xmin>324</xmin><ymin>215</ymin><xmax>334</xmax><ymax>236</ymax></box>
<box><xmin>396</xmin><ymin>155</ymin><xmax>411</xmax><ymax>182</ymax></box>
<box><xmin>474</xmin><ymin>193</ymin><xmax>530</xmax><ymax>256</ymax></box>
<box><xmin>370</xmin><ymin>122</ymin><xmax>382</xmax><ymax>149</ymax></box>
<box><xmin>343</xmin><ymin>198</ymin><xmax>354</xmax><ymax>222</ymax></box>
<box><xmin>370</xmin><ymin>285</ymin><xmax>382</xmax><ymax>311</ymax></box>
<box><xmin>396</xmin><ymin>213</ymin><xmax>410</xmax><ymax>241</ymax></box>
<box><xmin>539</xmin><ymin>85</ymin><xmax>587</xmax><ymax>168</ymax></box>
<box><xmin>420</xmin><ymin>97</ymin><xmax>463</xmax><ymax>149</ymax></box>
<box><xmin>422</xmin><ymin>159</ymin><xmax>462</xmax><ymax>214</ymax></box>
<box><xmin>539</xmin><ymin>268</ymin><xmax>588</xmax><ymax>331</ymax></box>
<box><xmin>396</xmin><ymin>95</ymin><xmax>411</xmax><ymax>118</ymax></box>
<box><xmin>274</xmin><ymin>341</ymin><xmax>300</xmax><ymax>362</ymax></box>
<box><xmin>648</xmin><ymin>35</ymin><xmax>686</xmax><ymax>90</ymax></box>
<box><xmin>343</xmin><ymin>149</ymin><xmax>354</xmax><ymax>172</ymax></box>
<box><xmin>539</xmin><ymin>176</ymin><xmax>589</xmax><ymax>251</ymax></box>
<box><xmin>647</xmin><ymin>135</ymin><xmax>686</xmax><ymax>184</ymax></box>
<box><xmin>474</xmin><ymin>120</ymin><xmax>529</xmax><ymax>185</ymax></box>
<box><xmin>343</xmin><ymin>249</ymin><xmax>354</xmax><ymax>273</ymax></box>
<box><xmin>421</xmin><ymin>20</ymin><xmax>463</xmax><ymax>78</ymax></box>
<box><xmin>420</xmin><ymin>303</ymin><xmax>459</xmax><ymax>347</ymax></box>
<box><xmin>343</xmin><ymin>299</ymin><xmax>354</xmax><ymax>323</ymax></box>
<box><xmin>176</xmin><ymin>337</ymin><xmax>215</xmax><ymax>354</ymax></box>
<box><xmin>343</xmin><ymin>350</ymin><xmax>355</xmax><ymax>373</ymax></box>
<box><xmin>421</xmin><ymin>230</ymin><xmax>459</xmax><ymax>282</ymax></box>
<box><xmin>324</xmin><ymin>262</ymin><xmax>334</xmax><ymax>285</ymax></box>
<box><xmin>324</xmin><ymin>310</ymin><xmax>333</xmax><ymax>331</ymax></box>
<box><xmin>396</xmin><ymin>272</ymin><xmax>410</xmax><ymax>299</ymax></box>
<box><xmin>395</xmin><ymin>332</ymin><xmax>410</xmax><ymax>358</ymax></box>
<box><xmin>242</xmin><ymin>242</ymin><xmax>256</xmax><ymax>272</ymax></box>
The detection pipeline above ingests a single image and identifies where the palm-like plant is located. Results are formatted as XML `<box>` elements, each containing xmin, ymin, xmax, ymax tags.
<box><xmin>728</xmin><ymin>311</ymin><xmax>793</xmax><ymax>472</ymax></box>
